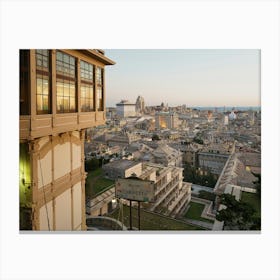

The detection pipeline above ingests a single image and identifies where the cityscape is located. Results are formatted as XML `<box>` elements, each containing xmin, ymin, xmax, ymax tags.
<box><xmin>19</xmin><ymin>49</ymin><xmax>261</xmax><ymax>231</ymax></box>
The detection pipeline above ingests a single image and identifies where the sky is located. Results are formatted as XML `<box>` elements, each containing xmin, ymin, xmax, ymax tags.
<box><xmin>104</xmin><ymin>49</ymin><xmax>260</xmax><ymax>108</ymax></box>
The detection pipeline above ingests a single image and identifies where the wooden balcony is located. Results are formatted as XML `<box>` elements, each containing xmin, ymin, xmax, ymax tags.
<box><xmin>20</xmin><ymin>111</ymin><xmax>106</xmax><ymax>140</ymax></box>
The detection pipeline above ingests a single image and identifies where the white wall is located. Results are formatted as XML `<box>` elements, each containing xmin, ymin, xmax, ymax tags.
<box><xmin>55</xmin><ymin>189</ymin><xmax>72</xmax><ymax>230</ymax></box>
<box><xmin>72</xmin><ymin>182</ymin><xmax>82</xmax><ymax>230</ymax></box>
<box><xmin>37</xmin><ymin>151</ymin><xmax>52</xmax><ymax>188</ymax></box>
<box><xmin>39</xmin><ymin>201</ymin><xmax>53</xmax><ymax>230</ymax></box>
<box><xmin>72</xmin><ymin>143</ymin><xmax>81</xmax><ymax>170</ymax></box>
<box><xmin>124</xmin><ymin>163</ymin><xmax>142</xmax><ymax>178</ymax></box>
<box><xmin>54</xmin><ymin>142</ymin><xmax>71</xmax><ymax>180</ymax></box>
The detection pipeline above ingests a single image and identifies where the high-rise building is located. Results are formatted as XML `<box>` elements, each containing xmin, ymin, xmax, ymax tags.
<box><xmin>19</xmin><ymin>49</ymin><xmax>115</xmax><ymax>230</ymax></box>
<box><xmin>135</xmin><ymin>95</ymin><xmax>145</xmax><ymax>114</ymax></box>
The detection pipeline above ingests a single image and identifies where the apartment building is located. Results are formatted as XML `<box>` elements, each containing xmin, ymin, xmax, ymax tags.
<box><xmin>19</xmin><ymin>49</ymin><xmax>115</xmax><ymax>230</ymax></box>
<box><xmin>101</xmin><ymin>159</ymin><xmax>191</xmax><ymax>218</ymax></box>
<box><xmin>197</xmin><ymin>142</ymin><xmax>235</xmax><ymax>175</ymax></box>
<box><xmin>155</xmin><ymin>111</ymin><xmax>179</xmax><ymax>130</ymax></box>
<box><xmin>139</xmin><ymin>163</ymin><xmax>191</xmax><ymax>217</ymax></box>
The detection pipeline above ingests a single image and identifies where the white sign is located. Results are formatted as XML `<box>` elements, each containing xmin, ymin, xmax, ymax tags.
<box><xmin>115</xmin><ymin>178</ymin><xmax>155</xmax><ymax>202</ymax></box>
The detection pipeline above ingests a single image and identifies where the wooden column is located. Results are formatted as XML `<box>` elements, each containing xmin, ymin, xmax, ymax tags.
<box><xmin>29</xmin><ymin>140</ymin><xmax>40</xmax><ymax>230</ymax></box>
<box><xmin>77</xmin><ymin>58</ymin><xmax>81</xmax><ymax>114</ymax></box>
<box><xmin>29</xmin><ymin>50</ymin><xmax>36</xmax><ymax>120</ymax></box>
<box><xmin>51</xmin><ymin>50</ymin><xmax>57</xmax><ymax>118</ymax></box>
<box><xmin>80</xmin><ymin>129</ymin><xmax>87</xmax><ymax>230</ymax></box>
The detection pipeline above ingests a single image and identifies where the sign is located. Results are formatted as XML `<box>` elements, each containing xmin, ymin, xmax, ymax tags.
<box><xmin>115</xmin><ymin>178</ymin><xmax>155</xmax><ymax>202</ymax></box>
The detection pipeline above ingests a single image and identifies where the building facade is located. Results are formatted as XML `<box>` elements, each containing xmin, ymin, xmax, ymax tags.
<box><xmin>139</xmin><ymin>163</ymin><xmax>191</xmax><ymax>217</ymax></box>
<box><xmin>135</xmin><ymin>95</ymin><xmax>145</xmax><ymax>114</ymax></box>
<box><xmin>197</xmin><ymin>142</ymin><xmax>235</xmax><ymax>175</ymax></box>
<box><xmin>19</xmin><ymin>49</ymin><xmax>115</xmax><ymax>230</ymax></box>
<box><xmin>102</xmin><ymin>159</ymin><xmax>142</xmax><ymax>180</ymax></box>
<box><xmin>155</xmin><ymin>112</ymin><xmax>179</xmax><ymax>130</ymax></box>
<box><xmin>116</xmin><ymin>100</ymin><xmax>136</xmax><ymax>118</ymax></box>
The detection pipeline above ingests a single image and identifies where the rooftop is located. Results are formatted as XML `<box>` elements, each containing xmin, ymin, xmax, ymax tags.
<box><xmin>103</xmin><ymin>159</ymin><xmax>140</xmax><ymax>170</ymax></box>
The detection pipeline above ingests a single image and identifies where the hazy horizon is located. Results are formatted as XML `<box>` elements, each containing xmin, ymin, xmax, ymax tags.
<box><xmin>104</xmin><ymin>49</ymin><xmax>261</xmax><ymax>108</ymax></box>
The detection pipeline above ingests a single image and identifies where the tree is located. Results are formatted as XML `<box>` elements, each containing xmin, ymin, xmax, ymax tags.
<box><xmin>183</xmin><ymin>163</ymin><xmax>217</xmax><ymax>187</ymax></box>
<box><xmin>198</xmin><ymin>190</ymin><xmax>216</xmax><ymax>201</ymax></box>
<box><xmin>193</xmin><ymin>137</ymin><xmax>203</xmax><ymax>145</ymax></box>
<box><xmin>152</xmin><ymin>134</ymin><xmax>160</xmax><ymax>141</ymax></box>
<box><xmin>85</xmin><ymin>158</ymin><xmax>99</xmax><ymax>172</ymax></box>
<box><xmin>252</xmin><ymin>172</ymin><xmax>261</xmax><ymax>199</ymax></box>
<box><xmin>216</xmin><ymin>194</ymin><xmax>258</xmax><ymax>230</ymax></box>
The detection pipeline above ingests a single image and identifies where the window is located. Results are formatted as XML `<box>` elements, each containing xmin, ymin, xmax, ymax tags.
<box><xmin>96</xmin><ymin>67</ymin><xmax>104</xmax><ymax>111</ymax></box>
<box><xmin>56</xmin><ymin>51</ymin><xmax>76</xmax><ymax>113</ymax></box>
<box><xmin>20</xmin><ymin>50</ymin><xmax>30</xmax><ymax>115</ymax></box>
<box><xmin>80</xmin><ymin>60</ymin><xmax>94</xmax><ymax>112</ymax></box>
<box><xmin>36</xmin><ymin>50</ymin><xmax>51</xmax><ymax>114</ymax></box>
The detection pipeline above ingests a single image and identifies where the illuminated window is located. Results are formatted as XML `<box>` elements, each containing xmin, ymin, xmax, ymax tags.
<box><xmin>36</xmin><ymin>50</ymin><xmax>51</xmax><ymax>114</ymax></box>
<box><xmin>56</xmin><ymin>51</ymin><xmax>76</xmax><ymax>113</ymax></box>
<box><xmin>96</xmin><ymin>67</ymin><xmax>104</xmax><ymax>111</ymax></box>
<box><xmin>20</xmin><ymin>50</ymin><xmax>30</xmax><ymax>115</ymax></box>
<box><xmin>80</xmin><ymin>60</ymin><xmax>94</xmax><ymax>112</ymax></box>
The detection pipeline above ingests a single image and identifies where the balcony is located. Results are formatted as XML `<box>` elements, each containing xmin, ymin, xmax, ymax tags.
<box><xmin>20</xmin><ymin>111</ymin><xmax>105</xmax><ymax>140</ymax></box>
<box><xmin>151</xmin><ymin>180</ymin><xmax>180</xmax><ymax>211</ymax></box>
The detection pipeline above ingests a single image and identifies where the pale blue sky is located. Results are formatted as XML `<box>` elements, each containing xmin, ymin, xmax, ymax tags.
<box><xmin>104</xmin><ymin>49</ymin><xmax>260</xmax><ymax>107</ymax></box>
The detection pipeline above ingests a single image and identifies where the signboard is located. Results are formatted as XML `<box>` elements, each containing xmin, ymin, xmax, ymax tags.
<box><xmin>115</xmin><ymin>178</ymin><xmax>155</xmax><ymax>202</ymax></box>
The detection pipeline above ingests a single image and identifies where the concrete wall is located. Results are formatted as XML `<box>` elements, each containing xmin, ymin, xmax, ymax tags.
<box><xmin>124</xmin><ymin>163</ymin><xmax>142</xmax><ymax>178</ymax></box>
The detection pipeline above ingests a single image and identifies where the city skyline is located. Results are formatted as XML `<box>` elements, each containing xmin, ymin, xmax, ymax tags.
<box><xmin>105</xmin><ymin>49</ymin><xmax>260</xmax><ymax>107</ymax></box>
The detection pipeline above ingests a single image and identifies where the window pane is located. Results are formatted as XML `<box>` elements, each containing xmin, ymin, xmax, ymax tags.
<box><xmin>81</xmin><ymin>60</ymin><xmax>94</xmax><ymax>82</ymax></box>
<box><xmin>64</xmin><ymin>82</ymin><xmax>69</xmax><ymax>96</ymax></box>
<box><xmin>85</xmin><ymin>86</ymin><xmax>88</xmax><ymax>98</ymax></box>
<box><xmin>57</xmin><ymin>96</ymin><xmax>63</xmax><ymax>112</ymax></box>
<box><xmin>56</xmin><ymin>81</ymin><xmax>63</xmax><ymax>96</ymax></box>
<box><xmin>37</xmin><ymin>59</ymin><xmax>42</xmax><ymax>67</ymax></box>
<box><xmin>37</xmin><ymin>95</ymin><xmax>42</xmax><ymax>111</ymax></box>
<box><xmin>36</xmin><ymin>50</ymin><xmax>50</xmax><ymax>114</ymax></box>
<box><xmin>70</xmin><ymin>83</ymin><xmax>75</xmax><ymax>98</ymax></box>
<box><xmin>56</xmin><ymin>52</ymin><xmax>76</xmax><ymax>113</ymax></box>
<box><xmin>57</xmin><ymin>51</ymin><xmax>63</xmax><ymax>61</ymax></box>
<box><xmin>70</xmin><ymin>57</ymin><xmax>75</xmax><ymax>65</ymax></box>
<box><xmin>43</xmin><ymin>78</ymin><xmax>48</xmax><ymax>95</ymax></box>
<box><xmin>70</xmin><ymin>98</ymin><xmax>75</xmax><ymax>111</ymax></box>
<box><xmin>81</xmin><ymin>86</ymin><xmax>85</xmax><ymax>98</ymax></box>
<box><xmin>63</xmin><ymin>54</ymin><xmax>69</xmax><ymax>63</ymax></box>
<box><xmin>42</xmin><ymin>59</ymin><xmax>48</xmax><ymax>68</ymax></box>
<box><xmin>36</xmin><ymin>78</ymin><xmax>42</xmax><ymax>95</ymax></box>
<box><xmin>63</xmin><ymin>97</ymin><xmax>69</xmax><ymax>111</ymax></box>
<box><xmin>42</xmin><ymin>95</ymin><xmax>48</xmax><ymax>111</ymax></box>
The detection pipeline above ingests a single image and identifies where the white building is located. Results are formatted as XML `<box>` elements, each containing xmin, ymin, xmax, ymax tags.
<box><xmin>116</xmin><ymin>100</ymin><xmax>136</xmax><ymax>118</ymax></box>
